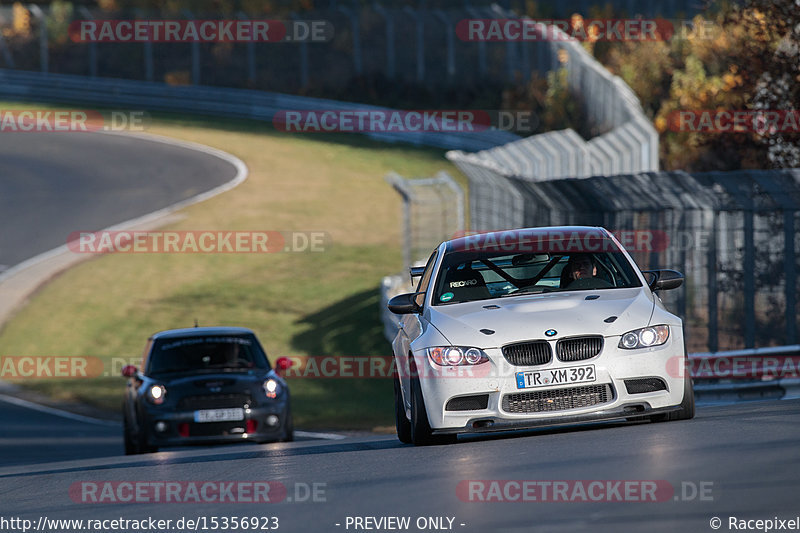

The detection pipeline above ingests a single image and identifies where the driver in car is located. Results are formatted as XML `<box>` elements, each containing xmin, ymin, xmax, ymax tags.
<box><xmin>561</xmin><ymin>253</ymin><xmax>599</xmax><ymax>288</ymax></box>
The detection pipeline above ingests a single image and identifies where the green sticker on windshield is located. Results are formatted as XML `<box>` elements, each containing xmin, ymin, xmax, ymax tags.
<box><xmin>440</xmin><ymin>292</ymin><xmax>454</xmax><ymax>302</ymax></box>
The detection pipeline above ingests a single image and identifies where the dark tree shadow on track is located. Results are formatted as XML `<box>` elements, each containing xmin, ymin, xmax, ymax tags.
<box><xmin>287</xmin><ymin>288</ymin><xmax>394</xmax><ymax>429</ymax></box>
<box><xmin>290</xmin><ymin>288</ymin><xmax>389</xmax><ymax>357</ymax></box>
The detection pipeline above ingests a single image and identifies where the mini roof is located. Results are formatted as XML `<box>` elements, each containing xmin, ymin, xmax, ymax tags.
<box><xmin>149</xmin><ymin>326</ymin><xmax>255</xmax><ymax>341</ymax></box>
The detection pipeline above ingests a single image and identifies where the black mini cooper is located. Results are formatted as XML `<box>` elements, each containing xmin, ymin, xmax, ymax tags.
<box><xmin>122</xmin><ymin>327</ymin><xmax>293</xmax><ymax>454</ymax></box>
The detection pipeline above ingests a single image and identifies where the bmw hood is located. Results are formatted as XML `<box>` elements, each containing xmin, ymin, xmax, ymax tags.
<box><xmin>426</xmin><ymin>288</ymin><xmax>657</xmax><ymax>348</ymax></box>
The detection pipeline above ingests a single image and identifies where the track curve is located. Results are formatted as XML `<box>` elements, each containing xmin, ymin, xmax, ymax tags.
<box><xmin>0</xmin><ymin>131</ymin><xmax>239</xmax><ymax>270</ymax></box>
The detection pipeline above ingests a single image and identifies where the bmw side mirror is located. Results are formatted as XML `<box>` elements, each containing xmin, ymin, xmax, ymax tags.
<box><xmin>388</xmin><ymin>292</ymin><xmax>422</xmax><ymax>315</ymax></box>
<box><xmin>121</xmin><ymin>365</ymin><xmax>138</xmax><ymax>378</ymax></box>
<box><xmin>275</xmin><ymin>356</ymin><xmax>293</xmax><ymax>377</ymax></box>
<box><xmin>645</xmin><ymin>269</ymin><xmax>684</xmax><ymax>291</ymax></box>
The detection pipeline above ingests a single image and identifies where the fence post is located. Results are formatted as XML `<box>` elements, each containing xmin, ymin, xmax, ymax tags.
<box><xmin>134</xmin><ymin>9</ymin><xmax>154</xmax><ymax>81</ymax></box>
<box><xmin>182</xmin><ymin>10</ymin><xmax>201</xmax><ymax>85</ymax></box>
<box><xmin>403</xmin><ymin>6</ymin><xmax>425</xmax><ymax>84</ymax></box>
<box><xmin>28</xmin><ymin>4</ymin><xmax>48</xmax><ymax>74</ymax></box>
<box><xmin>432</xmin><ymin>9</ymin><xmax>456</xmax><ymax>81</ymax></box>
<box><xmin>0</xmin><ymin>31</ymin><xmax>14</xmax><ymax>68</ymax></box>
<box><xmin>465</xmin><ymin>7</ymin><xmax>487</xmax><ymax>77</ymax></box>
<box><xmin>337</xmin><ymin>5</ymin><xmax>362</xmax><ymax>76</ymax></box>
<box><xmin>79</xmin><ymin>7</ymin><xmax>97</xmax><ymax>78</ymax></box>
<box><xmin>288</xmin><ymin>12</ymin><xmax>309</xmax><ymax>88</ymax></box>
<box><xmin>785</xmin><ymin>210</ymin><xmax>797</xmax><ymax>344</ymax></box>
<box><xmin>373</xmin><ymin>3</ymin><xmax>395</xmax><ymax>80</ymax></box>
<box><xmin>386</xmin><ymin>172</ymin><xmax>413</xmax><ymax>271</ymax></box>
<box><xmin>707</xmin><ymin>211</ymin><xmax>719</xmax><ymax>352</ymax></box>
<box><xmin>238</xmin><ymin>11</ymin><xmax>256</xmax><ymax>85</ymax></box>
<box><xmin>437</xmin><ymin>171</ymin><xmax>465</xmax><ymax>235</ymax></box>
<box><xmin>743</xmin><ymin>209</ymin><xmax>755</xmax><ymax>348</ymax></box>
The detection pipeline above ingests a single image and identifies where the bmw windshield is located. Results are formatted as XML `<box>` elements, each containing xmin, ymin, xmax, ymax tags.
<box><xmin>432</xmin><ymin>238</ymin><xmax>643</xmax><ymax>305</ymax></box>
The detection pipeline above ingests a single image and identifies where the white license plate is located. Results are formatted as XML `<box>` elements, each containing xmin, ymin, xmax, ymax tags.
<box><xmin>193</xmin><ymin>408</ymin><xmax>245</xmax><ymax>423</ymax></box>
<box><xmin>516</xmin><ymin>365</ymin><xmax>596</xmax><ymax>389</ymax></box>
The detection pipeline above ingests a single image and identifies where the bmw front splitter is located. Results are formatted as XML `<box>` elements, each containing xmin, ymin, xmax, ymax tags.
<box><xmin>432</xmin><ymin>403</ymin><xmax>683</xmax><ymax>435</ymax></box>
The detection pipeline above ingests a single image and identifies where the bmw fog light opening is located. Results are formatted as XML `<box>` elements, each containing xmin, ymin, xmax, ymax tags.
<box><xmin>263</xmin><ymin>379</ymin><xmax>281</xmax><ymax>399</ymax></box>
<box><xmin>265</xmin><ymin>415</ymin><xmax>280</xmax><ymax>427</ymax></box>
<box><xmin>428</xmin><ymin>347</ymin><xmax>489</xmax><ymax>366</ymax></box>
<box><xmin>619</xmin><ymin>325</ymin><xmax>670</xmax><ymax>349</ymax></box>
<box><xmin>147</xmin><ymin>385</ymin><xmax>167</xmax><ymax>405</ymax></box>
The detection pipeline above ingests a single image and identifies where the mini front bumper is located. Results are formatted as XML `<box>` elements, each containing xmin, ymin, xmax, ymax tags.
<box><xmin>138</xmin><ymin>404</ymin><xmax>290</xmax><ymax>447</ymax></box>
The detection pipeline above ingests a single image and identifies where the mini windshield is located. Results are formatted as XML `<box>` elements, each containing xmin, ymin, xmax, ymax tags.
<box><xmin>147</xmin><ymin>335</ymin><xmax>269</xmax><ymax>375</ymax></box>
<box><xmin>432</xmin><ymin>250</ymin><xmax>642</xmax><ymax>305</ymax></box>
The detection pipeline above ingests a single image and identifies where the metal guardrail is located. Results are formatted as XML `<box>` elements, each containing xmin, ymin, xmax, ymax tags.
<box><xmin>0</xmin><ymin>69</ymin><xmax>521</xmax><ymax>152</ymax></box>
<box><xmin>690</xmin><ymin>346</ymin><xmax>800</xmax><ymax>402</ymax></box>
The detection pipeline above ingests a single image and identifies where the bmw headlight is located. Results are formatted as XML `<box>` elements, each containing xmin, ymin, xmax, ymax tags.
<box><xmin>427</xmin><ymin>347</ymin><xmax>489</xmax><ymax>366</ymax></box>
<box><xmin>263</xmin><ymin>378</ymin><xmax>281</xmax><ymax>399</ymax></box>
<box><xmin>619</xmin><ymin>325</ymin><xmax>670</xmax><ymax>349</ymax></box>
<box><xmin>147</xmin><ymin>384</ymin><xmax>167</xmax><ymax>405</ymax></box>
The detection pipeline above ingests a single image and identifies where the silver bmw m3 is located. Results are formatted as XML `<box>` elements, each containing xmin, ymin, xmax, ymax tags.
<box><xmin>388</xmin><ymin>226</ymin><xmax>694</xmax><ymax>445</ymax></box>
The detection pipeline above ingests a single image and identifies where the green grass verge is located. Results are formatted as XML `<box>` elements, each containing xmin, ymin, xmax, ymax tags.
<box><xmin>0</xmin><ymin>103</ymin><xmax>456</xmax><ymax>430</ymax></box>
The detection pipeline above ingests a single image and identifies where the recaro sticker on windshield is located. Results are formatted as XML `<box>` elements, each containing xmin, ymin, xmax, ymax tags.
<box><xmin>440</xmin><ymin>292</ymin><xmax>454</xmax><ymax>302</ymax></box>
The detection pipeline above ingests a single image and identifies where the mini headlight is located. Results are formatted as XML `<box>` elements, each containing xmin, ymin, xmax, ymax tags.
<box><xmin>427</xmin><ymin>347</ymin><xmax>489</xmax><ymax>366</ymax></box>
<box><xmin>147</xmin><ymin>385</ymin><xmax>166</xmax><ymax>405</ymax></box>
<box><xmin>618</xmin><ymin>325</ymin><xmax>670</xmax><ymax>349</ymax></box>
<box><xmin>263</xmin><ymin>379</ymin><xmax>281</xmax><ymax>399</ymax></box>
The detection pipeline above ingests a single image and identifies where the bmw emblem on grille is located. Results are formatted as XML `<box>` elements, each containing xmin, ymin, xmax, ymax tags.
<box><xmin>545</xmin><ymin>329</ymin><xmax>557</xmax><ymax>337</ymax></box>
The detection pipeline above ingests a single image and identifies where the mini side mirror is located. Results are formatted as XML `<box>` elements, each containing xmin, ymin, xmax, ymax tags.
<box><xmin>121</xmin><ymin>365</ymin><xmax>138</xmax><ymax>378</ymax></box>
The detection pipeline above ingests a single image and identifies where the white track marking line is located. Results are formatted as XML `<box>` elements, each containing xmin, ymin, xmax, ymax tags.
<box><xmin>294</xmin><ymin>430</ymin><xmax>346</xmax><ymax>440</ymax></box>
<box><xmin>0</xmin><ymin>393</ymin><xmax>120</xmax><ymax>426</ymax></box>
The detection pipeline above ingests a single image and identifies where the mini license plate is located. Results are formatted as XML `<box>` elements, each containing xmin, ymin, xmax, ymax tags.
<box><xmin>516</xmin><ymin>365</ymin><xmax>596</xmax><ymax>389</ymax></box>
<box><xmin>193</xmin><ymin>408</ymin><xmax>245</xmax><ymax>423</ymax></box>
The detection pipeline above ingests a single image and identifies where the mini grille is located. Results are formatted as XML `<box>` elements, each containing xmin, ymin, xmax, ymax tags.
<box><xmin>556</xmin><ymin>336</ymin><xmax>603</xmax><ymax>361</ymax></box>
<box><xmin>502</xmin><ymin>384</ymin><xmax>613</xmax><ymax>413</ymax></box>
<box><xmin>624</xmin><ymin>378</ymin><xmax>667</xmax><ymax>394</ymax></box>
<box><xmin>445</xmin><ymin>395</ymin><xmax>489</xmax><ymax>411</ymax></box>
<box><xmin>178</xmin><ymin>394</ymin><xmax>250</xmax><ymax>410</ymax></box>
<box><xmin>502</xmin><ymin>341</ymin><xmax>552</xmax><ymax>366</ymax></box>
